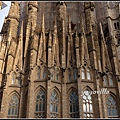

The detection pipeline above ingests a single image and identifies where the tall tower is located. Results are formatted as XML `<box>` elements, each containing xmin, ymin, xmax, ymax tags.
<box><xmin>105</xmin><ymin>2</ymin><xmax>120</xmax><ymax>72</ymax></box>
<box><xmin>56</xmin><ymin>2</ymin><xmax>67</xmax><ymax>68</ymax></box>
<box><xmin>84</xmin><ymin>2</ymin><xmax>101</xmax><ymax>71</ymax></box>
<box><xmin>0</xmin><ymin>1</ymin><xmax>20</xmax><ymax>118</ymax></box>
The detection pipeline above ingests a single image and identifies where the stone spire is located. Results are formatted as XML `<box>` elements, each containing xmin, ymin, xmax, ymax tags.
<box><xmin>67</xmin><ymin>15</ymin><xmax>72</xmax><ymax>67</ymax></box>
<box><xmin>75</xmin><ymin>31</ymin><xmax>80</xmax><ymax>67</ymax></box>
<box><xmin>37</xmin><ymin>13</ymin><xmax>46</xmax><ymax>65</ymax></box>
<box><xmin>84</xmin><ymin>2</ymin><xmax>101</xmax><ymax>70</ymax></box>
<box><xmin>53</xmin><ymin>17</ymin><xmax>60</xmax><ymax>67</ymax></box>
<box><xmin>48</xmin><ymin>30</ymin><xmax>52</xmax><ymax>67</ymax></box>
<box><xmin>2</xmin><ymin>2</ymin><xmax>20</xmax><ymax>42</ymax></box>
<box><xmin>80</xmin><ymin>15</ymin><xmax>90</xmax><ymax>66</ymax></box>
<box><xmin>24</xmin><ymin>2</ymin><xmax>38</xmax><ymax>67</ymax></box>
<box><xmin>99</xmin><ymin>22</ymin><xmax>111</xmax><ymax>72</ymax></box>
<box><xmin>13</xmin><ymin>20</ymin><xmax>24</xmax><ymax>71</ymax></box>
<box><xmin>56</xmin><ymin>1</ymin><xmax>67</xmax><ymax>68</ymax></box>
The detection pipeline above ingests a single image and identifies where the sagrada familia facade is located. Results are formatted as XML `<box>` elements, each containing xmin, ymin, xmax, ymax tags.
<box><xmin>0</xmin><ymin>1</ymin><xmax>120</xmax><ymax>118</ymax></box>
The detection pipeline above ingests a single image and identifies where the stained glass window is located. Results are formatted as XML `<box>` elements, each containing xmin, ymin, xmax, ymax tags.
<box><xmin>83</xmin><ymin>90</ymin><xmax>94</xmax><ymax>118</ymax></box>
<box><xmin>87</xmin><ymin>68</ymin><xmax>90</xmax><ymax>80</ymax></box>
<box><xmin>69</xmin><ymin>90</ymin><xmax>79</xmax><ymax>118</ymax></box>
<box><xmin>109</xmin><ymin>75</ymin><xmax>113</xmax><ymax>86</ymax></box>
<box><xmin>50</xmin><ymin>90</ymin><xmax>58</xmax><ymax>118</ymax></box>
<box><xmin>103</xmin><ymin>75</ymin><xmax>108</xmax><ymax>86</ymax></box>
<box><xmin>35</xmin><ymin>89</ymin><xmax>45</xmax><ymax>118</ymax></box>
<box><xmin>43</xmin><ymin>68</ymin><xmax>47</xmax><ymax>79</ymax></box>
<box><xmin>12</xmin><ymin>78</ymin><xmax>15</xmax><ymax>84</ymax></box>
<box><xmin>82</xmin><ymin>67</ymin><xmax>85</xmax><ymax>79</ymax></box>
<box><xmin>8</xmin><ymin>94</ymin><xmax>19</xmax><ymax>118</ymax></box>
<box><xmin>56</xmin><ymin>73</ymin><xmax>58</xmax><ymax>81</ymax></box>
<box><xmin>107</xmin><ymin>95</ymin><xmax>118</xmax><ymax>118</ymax></box>
<box><xmin>37</xmin><ymin>67</ymin><xmax>40</xmax><ymax>80</ymax></box>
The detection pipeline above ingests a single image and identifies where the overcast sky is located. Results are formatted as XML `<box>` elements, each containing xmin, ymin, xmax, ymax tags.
<box><xmin>0</xmin><ymin>1</ymin><xmax>11</xmax><ymax>32</ymax></box>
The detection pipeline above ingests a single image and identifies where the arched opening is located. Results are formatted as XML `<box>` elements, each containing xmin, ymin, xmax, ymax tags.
<box><xmin>109</xmin><ymin>75</ymin><xmax>113</xmax><ymax>86</ymax></box>
<box><xmin>8</xmin><ymin>94</ymin><xmax>19</xmax><ymax>118</ymax></box>
<box><xmin>69</xmin><ymin>90</ymin><xmax>79</xmax><ymax>118</ymax></box>
<box><xmin>103</xmin><ymin>75</ymin><xmax>108</xmax><ymax>86</ymax></box>
<box><xmin>107</xmin><ymin>95</ymin><xmax>118</xmax><ymax>118</ymax></box>
<box><xmin>35</xmin><ymin>89</ymin><xmax>45</xmax><ymax>118</ymax></box>
<box><xmin>50</xmin><ymin>90</ymin><xmax>59</xmax><ymax>118</ymax></box>
<box><xmin>87</xmin><ymin>68</ymin><xmax>90</xmax><ymax>80</ymax></box>
<box><xmin>82</xmin><ymin>90</ymin><xmax>94</xmax><ymax>118</ymax></box>
<box><xmin>81</xmin><ymin>67</ymin><xmax>85</xmax><ymax>79</ymax></box>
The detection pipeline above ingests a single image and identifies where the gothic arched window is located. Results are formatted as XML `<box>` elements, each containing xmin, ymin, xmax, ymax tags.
<box><xmin>83</xmin><ymin>90</ymin><xmax>93</xmax><ymax>118</ymax></box>
<box><xmin>103</xmin><ymin>75</ymin><xmax>108</xmax><ymax>86</ymax></box>
<box><xmin>87</xmin><ymin>68</ymin><xmax>90</xmax><ymax>80</ymax></box>
<box><xmin>56</xmin><ymin>73</ymin><xmax>59</xmax><ymax>81</ymax></box>
<box><xmin>109</xmin><ymin>75</ymin><xmax>113</xmax><ymax>86</ymax></box>
<box><xmin>8</xmin><ymin>94</ymin><xmax>19</xmax><ymax>118</ymax></box>
<box><xmin>74</xmin><ymin>69</ymin><xmax>77</xmax><ymax>80</ymax></box>
<box><xmin>107</xmin><ymin>95</ymin><xmax>118</xmax><ymax>118</ymax></box>
<box><xmin>35</xmin><ymin>89</ymin><xmax>45</xmax><ymax>118</ymax></box>
<box><xmin>37</xmin><ymin>67</ymin><xmax>41</xmax><ymax>80</ymax></box>
<box><xmin>43</xmin><ymin>68</ymin><xmax>47</xmax><ymax>79</ymax></box>
<box><xmin>81</xmin><ymin>67</ymin><xmax>85</xmax><ymax>79</ymax></box>
<box><xmin>17</xmin><ymin>78</ymin><xmax>21</xmax><ymax>86</ymax></box>
<box><xmin>50</xmin><ymin>90</ymin><xmax>58</xmax><ymax>118</ymax></box>
<box><xmin>12</xmin><ymin>78</ymin><xmax>15</xmax><ymax>84</ymax></box>
<box><xmin>69</xmin><ymin>90</ymin><xmax>79</xmax><ymax>118</ymax></box>
<box><xmin>11</xmin><ymin>73</ymin><xmax>16</xmax><ymax>85</ymax></box>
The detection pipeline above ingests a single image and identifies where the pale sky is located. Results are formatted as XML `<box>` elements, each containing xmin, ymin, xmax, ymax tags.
<box><xmin>0</xmin><ymin>1</ymin><xmax>11</xmax><ymax>32</ymax></box>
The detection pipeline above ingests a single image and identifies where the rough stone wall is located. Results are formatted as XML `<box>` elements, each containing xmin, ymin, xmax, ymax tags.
<box><xmin>0</xmin><ymin>1</ymin><xmax>120</xmax><ymax>119</ymax></box>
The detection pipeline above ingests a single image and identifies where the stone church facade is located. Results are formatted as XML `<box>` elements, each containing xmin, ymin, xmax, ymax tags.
<box><xmin>0</xmin><ymin>1</ymin><xmax>120</xmax><ymax>118</ymax></box>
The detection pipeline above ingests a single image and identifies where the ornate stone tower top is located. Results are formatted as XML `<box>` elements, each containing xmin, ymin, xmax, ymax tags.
<box><xmin>7</xmin><ymin>2</ymin><xmax>20</xmax><ymax>21</ymax></box>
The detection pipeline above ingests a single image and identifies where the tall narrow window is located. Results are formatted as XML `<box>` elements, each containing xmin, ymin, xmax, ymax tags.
<box><xmin>74</xmin><ymin>69</ymin><xmax>77</xmax><ymax>80</ymax></box>
<box><xmin>8</xmin><ymin>94</ymin><xmax>19</xmax><ymax>118</ymax></box>
<box><xmin>43</xmin><ymin>68</ymin><xmax>47</xmax><ymax>79</ymax></box>
<box><xmin>83</xmin><ymin>90</ymin><xmax>93</xmax><ymax>118</ymax></box>
<box><xmin>50</xmin><ymin>90</ymin><xmax>58</xmax><ymax>118</ymax></box>
<box><xmin>56</xmin><ymin>73</ymin><xmax>58</xmax><ymax>81</ymax></box>
<box><xmin>109</xmin><ymin>75</ymin><xmax>113</xmax><ymax>86</ymax></box>
<box><xmin>69</xmin><ymin>90</ymin><xmax>79</xmax><ymax>118</ymax></box>
<box><xmin>103</xmin><ymin>75</ymin><xmax>108</xmax><ymax>86</ymax></box>
<box><xmin>107</xmin><ymin>95</ymin><xmax>118</xmax><ymax>118</ymax></box>
<box><xmin>11</xmin><ymin>73</ymin><xmax>16</xmax><ymax>85</ymax></box>
<box><xmin>82</xmin><ymin>67</ymin><xmax>85</xmax><ymax>79</ymax></box>
<box><xmin>87</xmin><ymin>68</ymin><xmax>90</xmax><ymax>80</ymax></box>
<box><xmin>12</xmin><ymin>78</ymin><xmax>15</xmax><ymax>84</ymax></box>
<box><xmin>37</xmin><ymin>67</ymin><xmax>40</xmax><ymax>80</ymax></box>
<box><xmin>17</xmin><ymin>78</ymin><xmax>21</xmax><ymax>86</ymax></box>
<box><xmin>35</xmin><ymin>89</ymin><xmax>45</xmax><ymax>118</ymax></box>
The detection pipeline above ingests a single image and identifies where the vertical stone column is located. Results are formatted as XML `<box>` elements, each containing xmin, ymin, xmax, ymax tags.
<box><xmin>61</xmin><ymin>69</ymin><xmax>67</xmax><ymax>118</ymax></box>
<box><xmin>77</xmin><ymin>68</ymin><xmax>83</xmax><ymax>118</ymax></box>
